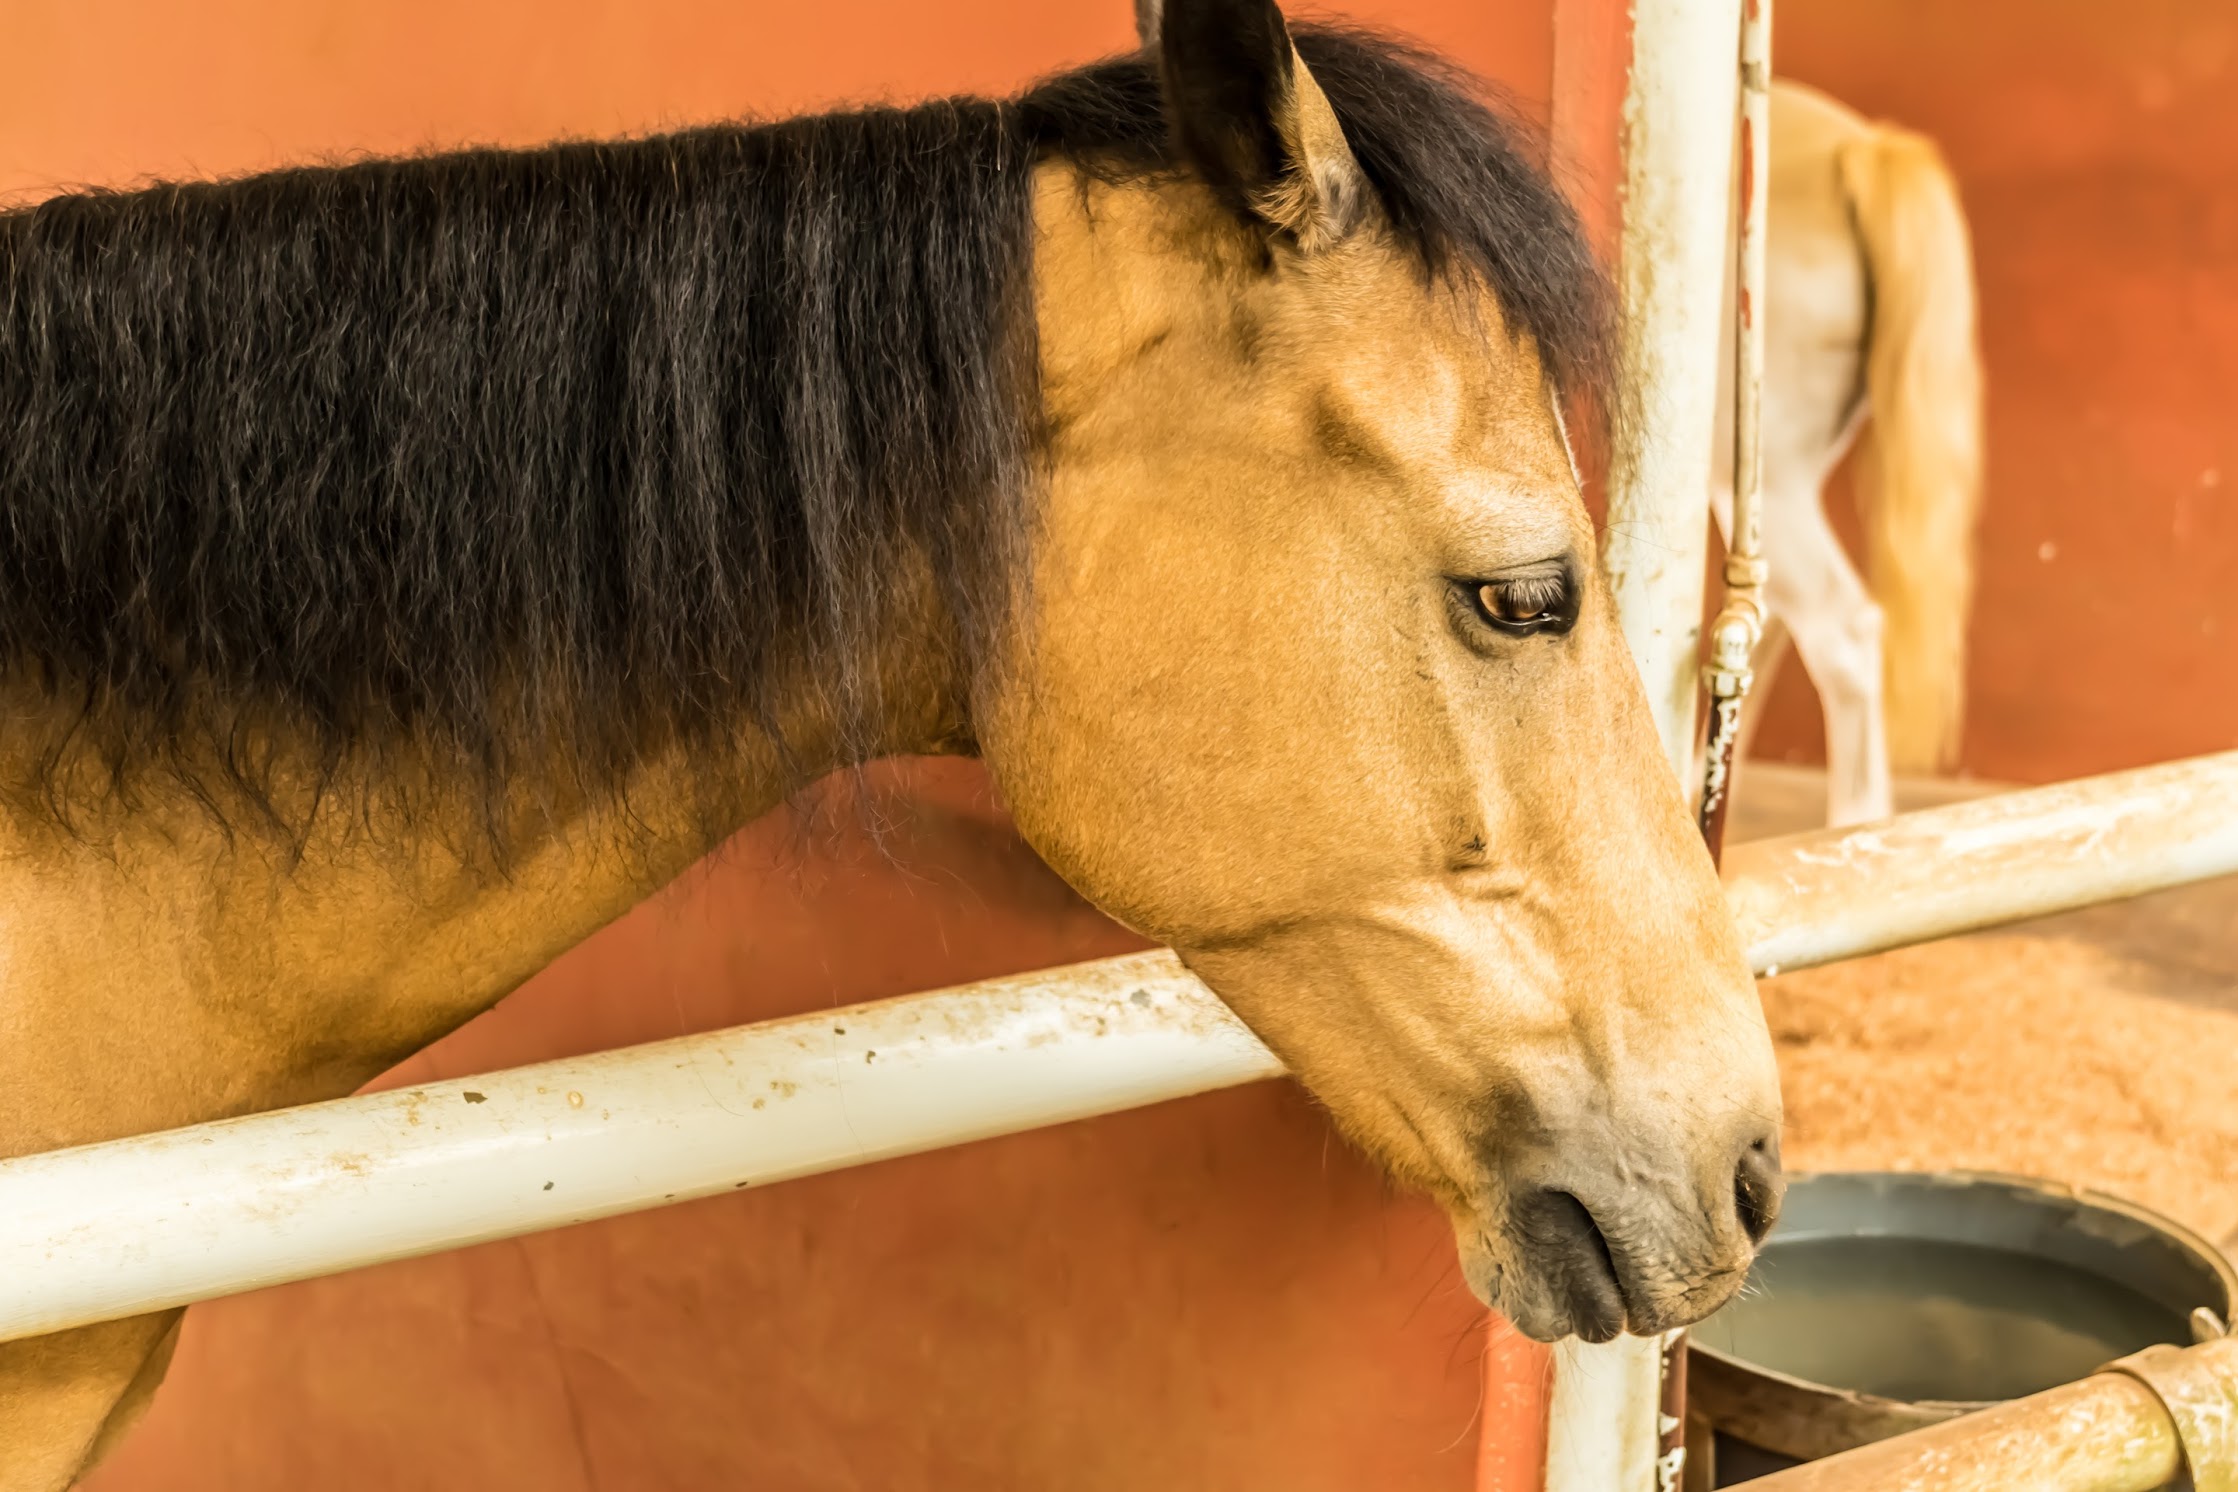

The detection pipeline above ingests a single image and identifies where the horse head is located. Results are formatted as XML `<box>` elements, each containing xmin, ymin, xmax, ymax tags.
<box><xmin>980</xmin><ymin>0</ymin><xmax>1783</xmax><ymax>1342</ymax></box>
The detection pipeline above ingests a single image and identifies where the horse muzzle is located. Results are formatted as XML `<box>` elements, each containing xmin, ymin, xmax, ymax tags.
<box><xmin>1466</xmin><ymin>1121</ymin><xmax>1784</xmax><ymax>1343</ymax></box>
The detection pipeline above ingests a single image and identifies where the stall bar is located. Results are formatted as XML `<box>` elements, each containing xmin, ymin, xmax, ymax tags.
<box><xmin>1</xmin><ymin>749</ymin><xmax>2235</xmax><ymax>1348</ymax></box>
<box><xmin>1742</xmin><ymin>1329</ymin><xmax>2238</xmax><ymax>1491</ymax></box>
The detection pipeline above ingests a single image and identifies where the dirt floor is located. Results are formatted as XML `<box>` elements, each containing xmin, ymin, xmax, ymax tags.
<box><xmin>1729</xmin><ymin>764</ymin><xmax>2238</xmax><ymax>1251</ymax></box>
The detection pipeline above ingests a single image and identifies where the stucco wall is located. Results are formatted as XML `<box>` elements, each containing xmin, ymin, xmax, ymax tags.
<box><xmin>1754</xmin><ymin>0</ymin><xmax>2238</xmax><ymax>785</ymax></box>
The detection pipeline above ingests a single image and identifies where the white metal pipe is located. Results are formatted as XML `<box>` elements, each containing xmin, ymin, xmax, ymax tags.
<box><xmin>1725</xmin><ymin>749</ymin><xmax>2238</xmax><ymax>976</ymax></box>
<box><xmin>1726</xmin><ymin>0</ymin><xmax>1771</xmax><ymax>582</ymax></box>
<box><xmin>0</xmin><ymin>951</ymin><xmax>1277</xmax><ymax>1345</ymax></box>
<box><xmin>1544</xmin><ymin>1333</ymin><xmax>1672</xmax><ymax>1492</ymax></box>
<box><xmin>1565</xmin><ymin>0</ymin><xmax>1746</xmax><ymax>1478</ymax></box>
<box><xmin>1595</xmin><ymin>0</ymin><xmax>1742</xmax><ymax>787</ymax></box>
<box><xmin>2</xmin><ymin>752</ymin><xmax>2235</xmax><ymax>1348</ymax></box>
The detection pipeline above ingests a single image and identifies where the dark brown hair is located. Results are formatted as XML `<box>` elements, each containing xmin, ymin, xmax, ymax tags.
<box><xmin>0</xmin><ymin>25</ymin><xmax>1609</xmax><ymax>839</ymax></box>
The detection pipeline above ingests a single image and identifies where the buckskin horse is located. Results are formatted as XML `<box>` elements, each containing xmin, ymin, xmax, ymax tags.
<box><xmin>0</xmin><ymin>0</ymin><xmax>1782</xmax><ymax>1481</ymax></box>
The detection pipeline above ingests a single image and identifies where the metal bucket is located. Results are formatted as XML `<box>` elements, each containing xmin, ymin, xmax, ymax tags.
<box><xmin>1687</xmin><ymin>1170</ymin><xmax>2238</xmax><ymax>1484</ymax></box>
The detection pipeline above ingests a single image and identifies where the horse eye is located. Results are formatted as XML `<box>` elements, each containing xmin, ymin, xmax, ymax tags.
<box><xmin>1473</xmin><ymin>573</ymin><xmax>1572</xmax><ymax>633</ymax></box>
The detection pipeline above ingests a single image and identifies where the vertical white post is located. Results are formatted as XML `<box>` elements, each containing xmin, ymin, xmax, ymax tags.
<box><xmin>1545</xmin><ymin>1334</ymin><xmax>1675</xmax><ymax>1491</ymax></box>
<box><xmin>1597</xmin><ymin>0</ymin><xmax>1743</xmax><ymax>785</ymax></box>
<box><xmin>1547</xmin><ymin>0</ymin><xmax>1742</xmax><ymax>1487</ymax></box>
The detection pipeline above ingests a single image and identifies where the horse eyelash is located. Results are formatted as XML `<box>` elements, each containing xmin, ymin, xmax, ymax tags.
<box><xmin>1464</xmin><ymin>571</ymin><xmax>1576</xmax><ymax>635</ymax></box>
<box><xmin>1487</xmin><ymin>574</ymin><xmax>1567</xmax><ymax>617</ymax></box>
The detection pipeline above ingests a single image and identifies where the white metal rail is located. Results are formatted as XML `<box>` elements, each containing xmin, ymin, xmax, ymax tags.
<box><xmin>3</xmin><ymin>750</ymin><xmax>2233</xmax><ymax>1349</ymax></box>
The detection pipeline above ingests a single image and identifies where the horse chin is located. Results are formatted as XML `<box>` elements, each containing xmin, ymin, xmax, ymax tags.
<box><xmin>1458</xmin><ymin>1228</ymin><xmax>1617</xmax><ymax>1345</ymax></box>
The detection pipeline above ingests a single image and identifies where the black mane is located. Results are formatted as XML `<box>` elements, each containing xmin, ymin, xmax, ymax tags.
<box><xmin>0</xmin><ymin>26</ymin><xmax>1608</xmax><ymax>838</ymax></box>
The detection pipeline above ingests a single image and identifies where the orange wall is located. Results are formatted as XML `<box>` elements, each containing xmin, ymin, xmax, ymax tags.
<box><xmin>1753</xmin><ymin>0</ymin><xmax>2238</xmax><ymax>784</ymax></box>
<box><xmin>2</xmin><ymin>0</ymin><xmax>1550</xmax><ymax>201</ymax></box>
<box><xmin>8</xmin><ymin>3</ymin><xmax>1556</xmax><ymax>1488</ymax></box>
<box><xmin>2</xmin><ymin>1</ymin><xmax>1121</xmax><ymax>201</ymax></box>
<box><xmin>19</xmin><ymin>0</ymin><xmax>2232</xmax><ymax>1485</ymax></box>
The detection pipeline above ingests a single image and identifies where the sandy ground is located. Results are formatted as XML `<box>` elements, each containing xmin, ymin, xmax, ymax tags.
<box><xmin>1731</xmin><ymin>765</ymin><xmax>2238</xmax><ymax>1248</ymax></box>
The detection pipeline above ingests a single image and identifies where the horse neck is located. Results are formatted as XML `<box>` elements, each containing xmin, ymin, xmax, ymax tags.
<box><xmin>0</xmin><ymin>620</ymin><xmax>975</xmax><ymax>1160</ymax></box>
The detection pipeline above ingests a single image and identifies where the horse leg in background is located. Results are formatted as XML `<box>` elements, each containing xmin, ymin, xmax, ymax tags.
<box><xmin>1763</xmin><ymin>482</ymin><xmax>1894</xmax><ymax>826</ymax></box>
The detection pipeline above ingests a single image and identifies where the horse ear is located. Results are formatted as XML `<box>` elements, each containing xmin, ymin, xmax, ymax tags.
<box><xmin>1153</xmin><ymin>0</ymin><xmax>1367</xmax><ymax>251</ymax></box>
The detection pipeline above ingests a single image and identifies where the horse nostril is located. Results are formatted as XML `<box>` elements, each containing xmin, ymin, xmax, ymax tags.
<box><xmin>1734</xmin><ymin>1134</ymin><xmax>1782</xmax><ymax>1246</ymax></box>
